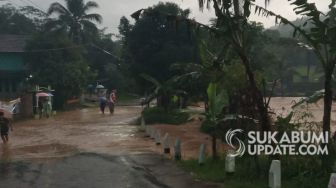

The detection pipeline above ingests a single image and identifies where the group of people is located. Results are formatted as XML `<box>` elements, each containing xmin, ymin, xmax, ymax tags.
<box><xmin>38</xmin><ymin>98</ymin><xmax>52</xmax><ymax>118</ymax></box>
<box><xmin>99</xmin><ymin>89</ymin><xmax>117</xmax><ymax>114</ymax></box>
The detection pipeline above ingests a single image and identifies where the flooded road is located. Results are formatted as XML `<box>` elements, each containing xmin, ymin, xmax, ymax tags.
<box><xmin>5</xmin><ymin>106</ymin><xmax>149</xmax><ymax>160</ymax></box>
<box><xmin>0</xmin><ymin>106</ymin><xmax>220</xmax><ymax>188</ymax></box>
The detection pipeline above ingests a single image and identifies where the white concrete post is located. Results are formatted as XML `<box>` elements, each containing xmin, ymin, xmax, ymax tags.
<box><xmin>163</xmin><ymin>133</ymin><xmax>170</xmax><ymax>154</ymax></box>
<box><xmin>145</xmin><ymin>125</ymin><xmax>150</xmax><ymax>137</ymax></box>
<box><xmin>328</xmin><ymin>173</ymin><xmax>336</xmax><ymax>188</ymax></box>
<box><xmin>140</xmin><ymin>116</ymin><xmax>146</xmax><ymax>131</ymax></box>
<box><xmin>150</xmin><ymin>128</ymin><xmax>155</xmax><ymax>139</ymax></box>
<box><xmin>198</xmin><ymin>144</ymin><xmax>206</xmax><ymax>165</ymax></box>
<box><xmin>225</xmin><ymin>153</ymin><xmax>235</xmax><ymax>174</ymax></box>
<box><xmin>155</xmin><ymin>130</ymin><xmax>161</xmax><ymax>145</ymax></box>
<box><xmin>174</xmin><ymin>138</ymin><xmax>181</xmax><ymax>160</ymax></box>
<box><xmin>269</xmin><ymin>160</ymin><xmax>281</xmax><ymax>188</ymax></box>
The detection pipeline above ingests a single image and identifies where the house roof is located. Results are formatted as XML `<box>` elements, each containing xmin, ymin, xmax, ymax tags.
<box><xmin>0</xmin><ymin>35</ymin><xmax>28</xmax><ymax>53</ymax></box>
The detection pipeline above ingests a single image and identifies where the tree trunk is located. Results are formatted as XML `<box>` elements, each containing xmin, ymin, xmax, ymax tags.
<box><xmin>323</xmin><ymin>69</ymin><xmax>332</xmax><ymax>134</ymax></box>
<box><xmin>240</xmin><ymin>54</ymin><xmax>271</xmax><ymax>131</ymax></box>
<box><xmin>212</xmin><ymin>135</ymin><xmax>218</xmax><ymax>160</ymax></box>
<box><xmin>322</xmin><ymin>67</ymin><xmax>333</xmax><ymax>171</ymax></box>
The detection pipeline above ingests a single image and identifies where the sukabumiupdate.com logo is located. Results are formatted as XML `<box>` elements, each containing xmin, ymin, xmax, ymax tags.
<box><xmin>225</xmin><ymin>129</ymin><xmax>329</xmax><ymax>157</ymax></box>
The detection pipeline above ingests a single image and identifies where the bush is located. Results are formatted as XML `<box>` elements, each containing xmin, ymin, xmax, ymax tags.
<box><xmin>178</xmin><ymin>155</ymin><xmax>331</xmax><ymax>188</ymax></box>
<box><xmin>143</xmin><ymin>107</ymin><xmax>189</xmax><ymax>125</ymax></box>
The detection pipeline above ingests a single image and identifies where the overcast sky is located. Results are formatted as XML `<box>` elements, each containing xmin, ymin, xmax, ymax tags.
<box><xmin>3</xmin><ymin>0</ymin><xmax>331</xmax><ymax>35</ymax></box>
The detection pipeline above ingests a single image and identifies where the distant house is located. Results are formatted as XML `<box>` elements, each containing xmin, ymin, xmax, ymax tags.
<box><xmin>0</xmin><ymin>35</ymin><xmax>28</xmax><ymax>100</ymax></box>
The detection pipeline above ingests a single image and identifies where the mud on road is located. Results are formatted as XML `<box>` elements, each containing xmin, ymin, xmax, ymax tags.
<box><xmin>2</xmin><ymin>106</ymin><xmax>149</xmax><ymax>161</ymax></box>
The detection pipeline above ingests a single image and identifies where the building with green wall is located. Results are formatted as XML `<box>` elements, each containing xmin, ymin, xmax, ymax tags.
<box><xmin>0</xmin><ymin>35</ymin><xmax>27</xmax><ymax>100</ymax></box>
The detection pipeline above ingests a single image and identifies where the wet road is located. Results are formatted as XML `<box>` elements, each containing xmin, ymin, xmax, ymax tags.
<box><xmin>0</xmin><ymin>106</ymin><xmax>220</xmax><ymax>188</ymax></box>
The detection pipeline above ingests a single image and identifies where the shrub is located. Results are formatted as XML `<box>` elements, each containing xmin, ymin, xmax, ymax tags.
<box><xmin>142</xmin><ymin>107</ymin><xmax>189</xmax><ymax>125</ymax></box>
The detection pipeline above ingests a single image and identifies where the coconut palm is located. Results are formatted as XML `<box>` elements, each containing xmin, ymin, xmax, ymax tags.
<box><xmin>47</xmin><ymin>0</ymin><xmax>102</xmax><ymax>43</ymax></box>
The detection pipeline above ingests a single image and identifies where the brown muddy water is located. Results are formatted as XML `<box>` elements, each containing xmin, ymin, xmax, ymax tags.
<box><xmin>0</xmin><ymin>106</ymin><xmax>157</xmax><ymax>162</ymax></box>
<box><xmin>1</xmin><ymin>97</ymin><xmax>336</xmax><ymax>163</ymax></box>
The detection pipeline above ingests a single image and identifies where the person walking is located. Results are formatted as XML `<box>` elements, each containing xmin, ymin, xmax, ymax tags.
<box><xmin>0</xmin><ymin>111</ymin><xmax>12</xmax><ymax>144</ymax></box>
<box><xmin>38</xmin><ymin>98</ymin><xmax>43</xmax><ymax>119</ymax></box>
<box><xmin>99</xmin><ymin>96</ymin><xmax>107</xmax><ymax>114</ymax></box>
<box><xmin>108</xmin><ymin>90</ymin><xmax>117</xmax><ymax>114</ymax></box>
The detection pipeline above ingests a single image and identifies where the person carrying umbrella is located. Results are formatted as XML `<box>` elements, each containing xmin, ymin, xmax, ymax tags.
<box><xmin>108</xmin><ymin>89</ymin><xmax>117</xmax><ymax>114</ymax></box>
<box><xmin>0</xmin><ymin>111</ymin><xmax>12</xmax><ymax>144</ymax></box>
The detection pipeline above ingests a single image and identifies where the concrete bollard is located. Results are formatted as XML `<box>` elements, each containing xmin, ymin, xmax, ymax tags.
<box><xmin>328</xmin><ymin>173</ymin><xmax>336</xmax><ymax>188</ymax></box>
<box><xmin>150</xmin><ymin>128</ymin><xmax>155</xmax><ymax>139</ymax></box>
<box><xmin>155</xmin><ymin>131</ymin><xmax>161</xmax><ymax>145</ymax></box>
<box><xmin>144</xmin><ymin>125</ymin><xmax>150</xmax><ymax>137</ymax></box>
<box><xmin>225</xmin><ymin>153</ymin><xmax>235</xmax><ymax>175</ymax></box>
<box><xmin>269</xmin><ymin>160</ymin><xmax>281</xmax><ymax>188</ymax></box>
<box><xmin>140</xmin><ymin>116</ymin><xmax>146</xmax><ymax>131</ymax></box>
<box><xmin>174</xmin><ymin>138</ymin><xmax>181</xmax><ymax>160</ymax></box>
<box><xmin>198</xmin><ymin>144</ymin><xmax>206</xmax><ymax>165</ymax></box>
<box><xmin>163</xmin><ymin>133</ymin><xmax>170</xmax><ymax>154</ymax></box>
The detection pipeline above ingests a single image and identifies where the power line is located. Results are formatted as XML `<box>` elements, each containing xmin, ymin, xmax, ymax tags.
<box><xmin>90</xmin><ymin>43</ymin><xmax>122</xmax><ymax>60</ymax></box>
<box><xmin>26</xmin><ymin>44</ymin><xmax>87</xmax><ymax>53</ymax></box>
<box><xmin>25</xmin><ymin>0</ymin><xmax>46</xmax><ymax>13</ymax></box>
<box><xmin>26</xmin><ymin>43</ymin><xmax>122</xmax><ymax>61</ymax></box>
<box><xmin>5</xmin><ymin>0</ymin><xmax>21</xmax><ymax>7</ymax></box>
<box><xmin>16</xmin><ymin>0</ymin><xmax>47</xmax><ymax>15</ymax></box>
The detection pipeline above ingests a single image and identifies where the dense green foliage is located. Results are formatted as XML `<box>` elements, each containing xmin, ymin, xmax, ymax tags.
<box><xmin>142</xmin><ymin>107</ymin><xmax>189</xmax><ymax>125</ymax></box>
<box><xmin>0</xmin><ymin>4</ymin><xmax>44</xmax><ymax>34</ymax></box>
<box><xmin>25</xmin><ymin>34</ymin><xmax>94</xmax><ymax>109</ymax></box>
<box><xmin>120</xmin><ymin>2</ymin><xmax>200</xmax><ymax>92</ymax></box>
<box><xmin>0</xmin><ymin>2</ymin><xmax>126</xmax><ymax>108</ymax></box>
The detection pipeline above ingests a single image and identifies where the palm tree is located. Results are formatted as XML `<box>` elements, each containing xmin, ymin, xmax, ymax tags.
<box><xmin>47</xmin><ymin>0</ymin><xmax>102</xmax><ymax>43</ymax></box>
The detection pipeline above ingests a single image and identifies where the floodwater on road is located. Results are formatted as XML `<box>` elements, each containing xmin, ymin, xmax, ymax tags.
<box><xmin>1</xmin><ymin>106</ymin><xmax>153</xmax><ymax>161</ymax></box>
<box><xmin>0</xmin><ymin>97</ymin><xmax>334</xmax><ymax>187</ymax></box>
<box><xmin>0</xmin><ymin>106</ymin><xmax>221</xmax><ymax>188</ymax></box>
<box><xmin>2</xmin><ymin>97</ymin><xmax>336</xmax><ymax>162</ymax></box>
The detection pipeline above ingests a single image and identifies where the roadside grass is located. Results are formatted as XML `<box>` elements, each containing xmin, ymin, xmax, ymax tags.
<box><xmin>177</xmin><ymin>155</ymin><xmax>330</xmax><ymax>188</ymax></box>
<box><xmin>143</xmin><ymin>107</ymin><xmax>189</xmax><ymax>125</ymax></box>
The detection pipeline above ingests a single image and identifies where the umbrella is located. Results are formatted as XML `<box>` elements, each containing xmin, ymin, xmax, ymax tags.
<box><xmin>0</xmin><ymin>108</ymin><xmax>13</xmax><ymax>119</ymax></box>
<box><xmin>36</xmin><ymin>92</ymin><xmax>53</xmax><ymax>97</ymax></box>
<box><xmin>96</xmin><ymin>85</ymin><xmax>105</xmax><ymax>89</ymax></box>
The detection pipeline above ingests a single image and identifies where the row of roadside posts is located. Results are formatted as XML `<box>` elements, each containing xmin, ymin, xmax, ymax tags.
<box><xmin>140</xmin><ymin>116</ymin><xmax>336</xmax><ymax>188</ymax></box>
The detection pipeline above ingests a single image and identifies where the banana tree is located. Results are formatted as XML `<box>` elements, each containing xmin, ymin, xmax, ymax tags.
<box><xmin>204</xmin><ymin>82</ymin><xmax>229</xmax><ymax>159</ymax></box>
<box><xmin>141</xmin><ymin>74</ymin><xmax>186</xmax><ymax>111</ymax></box>
<box><xmin>253</xmin><ymin>0</ymin><xmax>336</xmax><ymax>171</ymax></box>
<box><xmin>197</xmin><ymin>0</ymin><xmax>274</xmax><ymax>132</ymax></box>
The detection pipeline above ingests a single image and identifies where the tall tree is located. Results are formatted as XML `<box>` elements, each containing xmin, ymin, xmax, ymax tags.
<box><xmin>0</xmin><ymin>4</ymin><xmax>42</xmax><ymax>34</ymax></box>
<box><xmin>25</xmin><ymin>33</ymin><xmax>94</xmax><ymax>109</ymax></box>
<box><xmin>47</xmin><ymin>0</ymin><xmax>102</xmax><ymax>43</ymax></box>
<box><xmin>197</xmin><ymin>0</ymin><xmax>273</xmax><ymax>132</ymax></box>
<box><xmin>127</xmin><ymin>2</ymin><xmax>200</xmax><ymax>93</ymax></box>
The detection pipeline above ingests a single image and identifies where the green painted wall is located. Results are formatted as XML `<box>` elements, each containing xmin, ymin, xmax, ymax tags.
<box><xmin>0</xmin><ymin>52</ymin><xmax>25</xmax><ymax>71</ymax></box>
